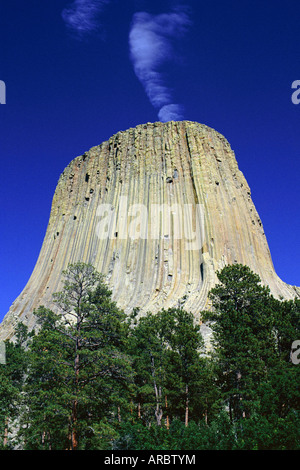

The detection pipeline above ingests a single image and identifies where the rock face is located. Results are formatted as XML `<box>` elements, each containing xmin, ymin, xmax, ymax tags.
<box><xmin>1</xmin><ymin>121</ymin><xmax>299</xmax><ymax>340</ymax></box>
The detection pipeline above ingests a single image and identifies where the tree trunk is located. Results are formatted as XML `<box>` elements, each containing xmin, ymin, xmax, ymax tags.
<box><xmin>204</xmin><ymin>398</ymin><xmax>208</xmax><ymax>425</ymax></box>
<box><xmin>185</xmin><ymin>384</ymin><xmax>189</xmax><ymax>427</ymax></box>
<box><xmin>151</xmin><ymin>355</ymin><xmax>163</xmax><ymax>426</ymax></box>
<box><xmin>154</xmin><ymin>384</ymin><xmax>163</xmax><ymax>426</ymax></box>
<box><xmin>165</xmin><ymin>395</ymin><xmax>170</xmax><ymax>429</ymax></box>
<box><xmin>70</xmin><ymin>301</ymin><xmax>81</xmax><ymax>451</ymax></box>
<box><xmin>236</xmin><ymin>369</ymin><xmax>244</xmax><ymax>420</ymax></box>
<box><xmin>70</xmin><ymin>399</ymin><xmax>78</xmax><ymax>450</ymax></box>
<box><xmin>3</xmin><ymin>417</ymin><xmax>8</xmax><ymax>446</ymax></box>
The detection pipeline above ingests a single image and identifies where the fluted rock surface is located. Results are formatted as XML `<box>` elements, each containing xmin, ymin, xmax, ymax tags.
<box><xmin>1</xmin><ymin>121</ymin><xmax>299</xmax><ymax>340</ymax></box>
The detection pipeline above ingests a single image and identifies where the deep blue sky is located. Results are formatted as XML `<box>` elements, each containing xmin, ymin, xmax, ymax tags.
<box><xmin>0</xmin><ymin>0</ymin><xmax>299</xmax><ymax>323</ymax></box>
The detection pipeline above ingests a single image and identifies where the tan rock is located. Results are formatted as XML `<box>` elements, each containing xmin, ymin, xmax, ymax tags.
<box><xmin>1</xmin><ymin>121</ymin><xmax>299</xmax><ymax>340</ymax></box>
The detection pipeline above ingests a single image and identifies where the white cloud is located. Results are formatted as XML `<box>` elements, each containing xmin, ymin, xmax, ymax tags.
<box><xmin>129</xmin><ymin>10</ymin><xmax>191</xmax><ymax>122</ymax></box>
<box><xmin>62</xmin><ymin>0</ymin><xmax>111</xmax><ymax>36</ymax></box>
<box><xmin>61</xmin><ymin>2</ymin><xmax>191</xmax><ymax>122</ymax></box>
<box><xmin>158</xmin><ymin>104</ymin><xmax>185</xmax><ymax>122</ymax></box>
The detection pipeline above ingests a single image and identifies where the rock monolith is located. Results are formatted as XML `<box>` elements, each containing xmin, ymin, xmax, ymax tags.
<box><xmin>1</xmin><ymin>121</ymin><xmax>298</xmax><ymax>340</ymax></box>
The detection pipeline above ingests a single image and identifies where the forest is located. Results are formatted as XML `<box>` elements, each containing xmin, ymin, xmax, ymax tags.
<box><xmin>0</xmin><ymin>262</ymin><xmax>299</xmax><ymax>450</ymax></box>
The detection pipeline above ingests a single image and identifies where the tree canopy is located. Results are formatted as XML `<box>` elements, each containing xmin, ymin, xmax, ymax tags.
<box><xmin>0</xmin><ymin>262</ymin><xmax>299</xmax><ymax>450</ymax></box>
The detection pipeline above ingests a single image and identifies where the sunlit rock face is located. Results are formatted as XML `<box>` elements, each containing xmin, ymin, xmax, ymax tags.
<box><xmin>1</xmin><ymin>121</ymin><xmax>299</xmax><ymax>340</ymax></box>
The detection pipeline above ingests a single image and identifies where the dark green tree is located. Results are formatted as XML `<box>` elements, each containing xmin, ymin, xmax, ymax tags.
<box><xmin>256</xmin><ymin>297</ymin><xmax>300</xmax><ymax>419</ymax></box>
<box><xmin>0</xmin><ymin>323</ymin><xmax>29</xmax><ymax>449</ymax></box>
<box><xmin>126</xmin><ymin>310</ymin><xmax>169</xmax><ymax>427</ymax></box>
<box><xmin>22</xmin><ymin>262</ymin><xmax>132</xmax><ymax>450</ymax></box>
<box><xmin>157</xmin><ymin>308</ymin><xmax>204</xmax><ymax>426</ymax></box>
<box><xmin>126</xmin><ymin>308</ymin><xmax>208</xmax><ymax>427</ymax></box>
<box><xmin>202</xmin><ymin>264</ymin><xmax>279</xmax><ymax>421</ymax></box>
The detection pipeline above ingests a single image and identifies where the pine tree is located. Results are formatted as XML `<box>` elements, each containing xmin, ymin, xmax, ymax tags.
<box><xmin>0</xmin><ymin>323</ymin><xmax>29</xmax><ymax>449</ymax></box>
<box><xmin>257</xmin><ymin>297</ymin><xmax>300</xmax><ymax>419</ymax></box>
<box><xmin>22</xmin><ymin>262</ymin><xmax>132</xmax><ymax>450</ymax></box>
<box><xmin>202</xmin><ymin>264</ymin><xmax>278</xmax><ymax>421</ymax></box>
<box><xmin>126</xmin><ymin>308</ymin><xmax>206</xmax><ymax>427</ymax></box>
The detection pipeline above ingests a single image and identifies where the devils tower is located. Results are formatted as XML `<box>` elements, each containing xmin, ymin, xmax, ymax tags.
<box><xmin>0</xmin><ymin>121</ymin><xmax>299</xmax><ymax>340</ymax></box>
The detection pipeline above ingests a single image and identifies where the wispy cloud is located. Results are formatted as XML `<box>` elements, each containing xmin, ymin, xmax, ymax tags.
<box><xmin>62</xmin><ymin>0</ymin><xmax>111</xmax><ymax>36</ymax></box>
<box><xmin>61</xmin><ymin>1</ymin><xmax>191</xmax><ymax>122</ymax></box>
<box><xmin>129</xmin><ymin>10</ymin><xmax>191</xmax><ymax>122</ymax></box>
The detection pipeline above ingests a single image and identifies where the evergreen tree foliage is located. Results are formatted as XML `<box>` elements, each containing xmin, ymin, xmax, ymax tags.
<box><xmin>21</xmin><ymin>262</ymin><xmax>132</xmax><ymax>450</ymax></box>
<box><xmin>0</xmin><ymin>323</ymin><xmax>29</xmax><ymax>449</ymax></box>
<box><xmin>0</xmin><ymin>262</ymin><xmax>298</xmax><ymax>450</ymax></box>
<box><xmin>202</xmin><ymin>264</ymin><xmax>299</xmax><ymax>447</ymax></box>
<box><xmin>125</xmin><ymin>308</ymin><xmax>217</xmax><ymax>427</ymax></box>
<box><xmin>203</xmin><ymin>264</ymin><xmax>279</xmax><ymax>420</ymax></box>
